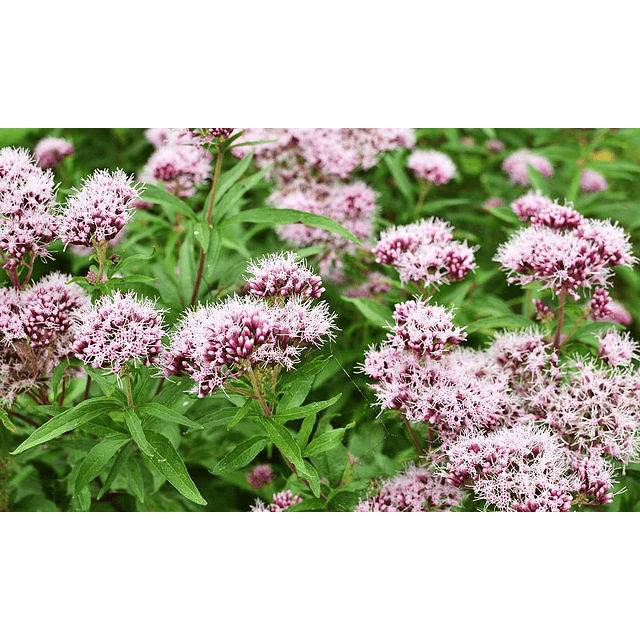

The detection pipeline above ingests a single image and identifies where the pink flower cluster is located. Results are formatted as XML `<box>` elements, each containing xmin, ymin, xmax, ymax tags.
<box><xmin>233</xmin><ymin>128</ymin><xmax>416</xmax><ymax>185</ymax></box>
<box><xmin>163</xmin><ymin>254</ymin><xmax>336</xmax><ymax>396</ymax></box>
<box><xmin>502</xmin><ymin>150</ymin><xmax>553</xmax><ymax>186</ymax></box>
<box><xmin>407</xmin><ymin>150</ymin><xmax>456</xmax><ymax>186</ymax></box>
<box><xmin>140</xmin><ymin>128</ymin><xmax>212</xmax><ymax>198</ymax></box>
<box><xmin>495</xmin><ymin>218</ymin><xmax>635</xmax><ymax>299</ymax></box>
<box><xmin>34</xmin><ymin>137</ymin><xmax>74</xmax><ymax>169</ymax></box>
<box><xmin>0</xmin><ymin>147</ymin><xmax>58</xmax><ymax>277</ymax></box>
<box><xmin>0</xmin><ymin>273</ymin><xmax>87</xmax><ymax>406</ymax></box>
<box><xmin>580</xmin><ymin>169</ymin><xmax>608</xmax><ymax>193</ymax></box>
<box><xmin>372</xmin><ymin>217</ymin><xmax>477</xmax><ymax>287</ymax></box>
<box><xmin>511</xmin><ymin>192</ymin><xmax>584</xmax><ymax>230</ymax></box>
<box><xmin>445</xmin><ymin>420</ymin><xmax>574</xmax><ymax>512</ymax></box>
<box><xmin>251</xmin><ymin>490</ymin><xmax>303</xmax><ymax>512</ymax></box>
<box><xmin>57</xmin><ymin>169</ymin><xmax>142</xmax><ymax>248</ymax></box>
<box><xmin>72</xmin><ymin>291</ymin><xmax>166</xmax><ymax>374</ymax></box>
<box><xmin>356</xmin><ymin>462</ymin><xmax>463</xmax><ymax>512</ymax></box>
<box><xmin>597</xmin><ymin>329</ymin><xmax>639</xmax><ymax>368</ymax></box>
<box><xmin>180</xmin><ymin>128</ymin><xmax>235</xmax><ymax>145</ymax></box>
<box><xmin>246</xmin><ymin>464</ymin><xmax>276</xmax><ymax>489</ymax></box>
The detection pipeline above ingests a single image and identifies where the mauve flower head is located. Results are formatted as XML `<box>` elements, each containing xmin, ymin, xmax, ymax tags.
<box><xmin>251</xmin><ymin>490</ymin><xmax>302</xmax><ymax>512</ymax></box>
<box><xmin>510</xmin><ymin>191</ymin><xmax>553</xmax><ymax>222</ymax></box>
<box><xmin>534</xmin><ymin>299</ymin><xmax>554</xmax><ymax>323</ymax></box>
<box><xmin>539</xmin><ymin>357</ymin><xmax>640</xmax><ymax>467</ymax></box>
<box><xmin>145</xmin><ymin>128</ymin><xmax>182</xmax><ymax>148</ymax></box>
<box><xmin>388</xmin><ymin>298</ymin><xmax>466</xmax><ymax>360</ymax></box>
<box><xmin>485</xmin><ymin>139</ymin><xmax>506</xmax><ymax>153</ymax></box>
<box><xmin>373</xmin><ymin>217</ymin><xmax>477</xmax><ymax>287</ymax></box>
<box><xmin>140</xmin><ymin>143</ymin><xmax>211</xmax><ymax>198</ymax></box>
<box><xmin>588</xmin><ymin>286</ymin><xmax>613</xmax><ymax>320</ymax></box>
<box><xmin>57</xmin><ymin>169</ymin><xmax>142</xmax><ymax>248</ymax></box>
<box><xmin>444</xmin><ymin>420</ymin><xmax>574</xmax><ymax>512</ymax></box>
<box><xmin>356</xmin><ymin>462</ymin><xmax>464</xmax><ymax>512</ymax></box>
<box><xmin>407</xmin><ymin>150</ymin><xmax>456</xmax><ymax>186</ymax></box>
<box><xmin>72</xmin><ymin>291</ymin><xmax>166</xmax><ymax>374</ymax></box>
<box><xmin>246</xmin><ymin>464</ymin><xmax>276</xmax><ymax>489</ymax></box>
<box><xmin>494</xmin><ymin>220</ymin><xmax>636</xmax><ymax>300</ymax></box>
<box><xmin>511</xmin><ymin>193</ymin><xmax>584</xmax><ymax>230</ymax></box>
<box><xmin>180</xmin><ymin>128</ymin><xmax>236</xmax><ymax>146</ymax></box>
<box><xmin>597</xmin><ymin>329</ymin><xmax>639</xmax><ymax>368</ymax></box>
<box><xmin>0</xmin><ymin>147</ymin><xmax>58</xmax><ymax>269</ymax></box>
<box><xmin>163</xmin><ymin>293</ymin><xmax>336</xmax><ymax>396</ymax></box>
<box><xmin>34</xmin><ymin>137</ymin><xmax>74</xmax><ymax>169</ymax></box>
<box><xmin>502</xmin><ymin>150</ymin><xmax>553</xmax><ymax>186</ymax></box>
<box><xmin>580</xmin><ymin>169</ymin><xmax>608</xmax><ymax>193</ymax></box>
<box><xmin>245</xmin><ymin>251</ymin><xmax>325</xmax><ymax>300</ymax></box>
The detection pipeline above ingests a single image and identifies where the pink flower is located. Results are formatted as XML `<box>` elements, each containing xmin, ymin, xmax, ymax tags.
<box><xmin>34</xmin><ymin>137</ymin><xmax>74</xmax><ymax>169</ymax></box>
<box><xmin>568</xmin><ymin>451</ymin><xmax>615</xmax><ymax>506</ymax></box>
<box><xmin>502</xmin><ymin>150</ymin><xmax>553</xmax><ymax>186</ymax></box>
<box><xmin>511</xmin><ymin>193</ymin><xmax>584</xmax><ymax>230</ymax></box>
<box><xmin>494</xmin><ymin>220</ymin><xmax>635</xmax><ymax>299</ymax></box>
<box><xmin>580</xmin><ymin>169</ymin><xmax>608</xmax><ymax>193</ymax></box>
<box><xmin>245</xmin><ymin>252</ymin><xmax>325</xmax><ymax>300</ymax></box>
<box><xmin>510</xmin><ymin>191</ymin><xmax>553</xmax><ymax>222</ymax></box>
<box><xmin>533</xmin><ymin>299</ymin><xmax>554</xmax><ymax>322</ymax></box>
<box><xmin>407</xmin><ymin>150</ymin><xmax>456</xmax><ymax>185</ymax></box>
<box><xmin>73</xmin><ymin>291</ymin><xmax>166</xmax><ymax>374</ymax></box>
<box><xmin>180</xmin><ymin>128</ymin><xmax>235</xmax><ymax>145</ymax></box>
<box><xmin>597</xmin><ymin>329</ymin><xmax>639</xmax><ymax>368</ymax></box>
<box><xmin>485</xmin><ymin>139</ymin><xmax>505</xmax><ymax>153</ymax></box>
<box><xmin>251</xmin><ymin>490</ymin><xmax>303</xmax><ymax>512</ymax></box>
<box><xmin>356</xmin><ymin>462</ymin><xmax>463</xmax><ymax>512</ymax></box>
<box><xmin>588</xmin><ymin>286</ymin><xmax>613</xmax><ymax>320</ymax></box>
<box><xmin>246</xmin><ymin>464</ymin><xmax>276</xmax><ymax>489</ymax></box>
<box><xmin>444</xmin><ymin>420</ymin><xmax>573</xmax><ymax>512</ymax></box>
<box><xmin>58</xmin><ymin>169</ymin><xmax>142</xmax><ymax>248</ymax></box>
<box><xmin>0</xmin><ymin>147</ymin><xmax>58</xmax><ymax>273</ymax></box>
<box><xmin>599</xmin><ymin>300</ymin><xmax>633</xmax><ymax>326</ymax></box>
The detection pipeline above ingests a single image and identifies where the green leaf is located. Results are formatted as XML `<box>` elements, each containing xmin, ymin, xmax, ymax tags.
<box><xmin>383</xmin><ymin>152</ymin><xmax>414</xmax><ymax>203</ymax></box>
<box><xmin>74</xmin><ymin>434</ymin><xmax>131</xmax><ymax>495</ymax></box>
<box><xmin>304</xmin><ymin>428</ymin><xmax>346</xmax><ymax>457</ymax></box>
<box><xmin>279</xmin><ymin>376</ymin><xmax>314</xmax><ymax>411</ymax></box>
<box><xmin>211</xmin><ymin>436</ymin><xmax>268</xmax><ymax>475</ymax></box>
<box><xmin>97</xmin><ymin>444</ymin><xmax>132</xmax><ymax>500</ymax></box>
<box><xmin>341</xmin><ymin>296</ymin><xmax>392</xmax><ymax>328</ymax></box>
<box><xmin>0</xmin><ymin>407</ymin><xmax>16</xmax><ymax>432</ymax></box>
<box><xmin>194</xmin><ymin>219</ymin><xmax>211</xmax><ymax>253</ymax></box>
<box><xmin>123</xmin><ymin>408</ymin><xmax>156</xmax><ymax>458</ymax></box>
<box><xmin>139</xmin><ymin>182</ymin><xmax>197</xmax><ymax>221</ymax></box>
<box><xmin>214</xmin><ymin>164</ymin><xmax>270</xmax><ymax>222</ymax></box>
<box><xmin>296</xmin><ymin>415</ymin><xmax>316</xmax><ymax>451</ymax></box>
<box><xmin>125</xmin><ymin>455</ymin><xmax>146</xmax><ymax>503</ymax></box>
<box><xmin>138</xmin><ymin>402</ymin><xmax>204</xmax><ymax>431</ymax></box>
<box><xmin>197</xmin><ymin>406</ymin><xmax>246</xmax><ymax>429</ymax></box>
<box><xmin>11</xmin><ymin>397</ymin><xmax>122</xmax><ymax>455</ymax></box>
<box><xmin>297</xmin><ymin>459</ymin><xmax>321</xmax><ymax>498</ymax></box>
<box><xmin>259</xmin><ymin>417</ymin><xmax>306</xmax><ymax>470</ymax></box>
<box><xmin>227</xmin><ymin>397</ymin><xmax>254</xmax><ymax>431</ymax></box>
<box><xmin>145</xmin><ymin>432</ymin><xmax>207</xmax><ymax>506</ymax></box>
<box><xmin>222</xmin><ymin>208</ymin><xmax>361</xmax><ymax>245</ymax></box>
<box><xmin>177</xmin><ymin>225</ymin><xmax>196</xmax><ymax>295</ymax></box>
<box><xmin>526</xmin><ymin>166</ymin><xmax>550</xmax><ymax>194</ymax></box>
<box><xmin>566</xmin><ymin>164</ymin><xmax>583</xmax><ymax>203</ymax></box>
<box><xmin>213</xmin><ymin>151</ymin><xmax>255</xmax><ymax>204</ymax></box>
<box><xmin>327</xmin><ymin>489</ymin><xmax>359</xmax><ymax>512</ymax></box>
<box><xmin>276</xmin><ymin>394</ymin><xmax>342</xmax><ymax>422</ymax></box>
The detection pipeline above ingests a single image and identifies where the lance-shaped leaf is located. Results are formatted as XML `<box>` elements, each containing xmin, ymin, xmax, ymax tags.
<box><xmin>74</xmin><ymin>434</ymin><xmax>131</xmax><ymax>495</ymax></box>
<box><xmin>138</xmin><ymin>402</ymin><xmax>204</xmax><ymax>431</ymax></box>
<box><xmin>11</xmin><ymin>397</ymin><xmax>122</xmax><ymax>455</ymax></box>
<box><xmin>139</xmin><ymin>181</ymin><xmax>197</xmax><ymax>221</ymax></box>
<box><xmin>123</xmin><ymin>408</ymin><xmax>156</xmax><ymax>458</ymax></box>
<box><xmin>221</xmin><ymin>208</ymin><xmax>361</xmax><ymax>245</ymax></box>
<box><xmin>211</xmin><ymin>436</ymin><xmax>269</xmax><ymax>475</ymax></box>
<box><xmin>145</xmin><ymin>432</ymin><xmax>207</xmax><ymax>506</ymax></box>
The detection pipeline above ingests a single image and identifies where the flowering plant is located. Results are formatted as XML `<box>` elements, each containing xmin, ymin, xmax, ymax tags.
<box><xmin>2</xmin><ymin>127</ymin><xmax>640</xmax><ymax>513</ymax></box>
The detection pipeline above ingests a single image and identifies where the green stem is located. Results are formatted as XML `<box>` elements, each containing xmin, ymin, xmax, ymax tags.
<box><xmin>553</xmin><ymin>289</ymin><xmax>568</xmax><ymax>351</ymax></box>
<box><xmin>190</xmin><ymin>146</ymin><xmax>226</xmax><ymax>307</ymax></box>
<box><xmin>414</xmin><ymin>180</ymin><xmax>431</xmax><ymax>216</ymax></box>
<box><xmin>401</xmin><ymin>414</ymin><xmax>424</xmax><ymax>457</ymax></box>
<box><xmin>123</xmin><ymin>369</ymin><xmax>134</xmax><ymax>408</ymax></box>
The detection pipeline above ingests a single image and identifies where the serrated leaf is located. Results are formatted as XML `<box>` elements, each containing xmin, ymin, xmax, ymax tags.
<box><xmin>138</xmin><ymin>402</ymin><xmax>204</xmax><ymax>431</ymax></box>
<box><xmin>74</xmin><ymin>434</ymin><xmax>131</xmax><ymax>495</ymax></box>
<box><xmin>11</xmin><ymin>397</ymin><xmax>122</xmax><ymax>455</ymax></box>
<box><xmin>139</xmin><ymin>181</ymin><xmax>197</xmax><ymax>221</ymax></box>
<box><xmin>304</xmin><ymin>428</ymin><xmax>346</xmax><ymax>457</ymax></box>
<box><xmin>211</xmin><ymin>436</ymin><xmax>268</xmax><ymax>475</ymax></box>
<box><xmin>222</xmin><ymin>208</ymin><xmax>361</xmax><ymax>245</ymax></box>
<box><xmin>341</xmin><ymin>296</ymin><xmax>392</xmax><ymax>328</ymax></box>
<box><xmin>145</xmin><ymin>432</ymin><xmax>207</xmax><ymax>506</ymax></box>
<box><xmin>123</xmin><ymin>408</ymin><xmax>156</xmax><ymax>458</ymax></box>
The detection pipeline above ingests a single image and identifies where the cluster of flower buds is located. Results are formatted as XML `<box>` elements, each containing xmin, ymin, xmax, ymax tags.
<box><xmin>0</xmin><ymin>273</ymin><xmax>87</xmax><ymax>406</ymax></box>
<box><xmin>34</xmin><ymin>137</ymin><xmax>74</xmax><ymax>169</ymax></box>
<box><xmin>580</xmin><ymin>169</ymin><xmax>608</xmax><ymax>193</ymax></box>
<box><xmin>72</xmin><ymin>291</ymin><xmax>166</xmax><ymax>374</ymax></box>
<box><xmin>251</xmin><ymin>490</ymin><xmax>303</xmax><ymax>512</ymax></box>
<box><xmin>372</xmin><ymin>217</ymin><xmax>477</xmax><ymax>288</ymax></box>
<box><xmin>511</xmin><ymin>192</ymin><xmax>584</xmax><ymax>230</ymax></box>
<box><xmin>163</xmin><ymin>253</ymin><xmax>336</xmax><ymax>396</ymax></box>
<box><xmin>180</xmin><ymin>128</ymin><xmax>235</xmax><ymax>146</ymax></box>
<box><xmin>246</xmin><ymin>464</ymin><xmax>276</xmax><ymax>490</ymax></box>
